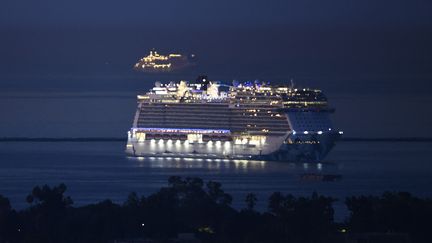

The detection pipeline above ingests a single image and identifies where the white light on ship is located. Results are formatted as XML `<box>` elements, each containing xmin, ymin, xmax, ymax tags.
<box><xmin>158</xmin><ymin>139</ymin><xmax>164</xmax><ymax>145</ymax></box>
<box><xmin>304</xmin><ymin>131</ymin><xmax>309</xmax><ymax>134</ymax></box>
<box><xmin>292</xmin><ymin>130</ymin><xmax>296</xmax><ymax>135</ymax></box>
<box><xmin>317</xmin><ymin>131</ymin><xmax>323</xmax><ymax>135</ymax></box>
<box><xmin>339</xmin><ymin>131</ymin><xmax>344</xmax><ymax>134</ymax></box>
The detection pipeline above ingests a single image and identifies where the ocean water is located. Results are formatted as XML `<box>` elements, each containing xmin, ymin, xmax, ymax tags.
<box><xmin>0</xmin><ymin>140</ymin><xmax>431</xmax><ymax>220</ymax></box>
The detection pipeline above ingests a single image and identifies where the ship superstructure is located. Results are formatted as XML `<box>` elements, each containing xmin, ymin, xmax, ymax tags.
<box><xmin>126</xmin><ymin>76</ymin><xmax>342</xmax><ymax>161</ymax></box>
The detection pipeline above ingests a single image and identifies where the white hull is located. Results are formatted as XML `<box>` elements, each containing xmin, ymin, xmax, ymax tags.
<box><xmin>126</xmin><ymin>131</ymin><xmax>341</xmax><ymax>162</ymax></box>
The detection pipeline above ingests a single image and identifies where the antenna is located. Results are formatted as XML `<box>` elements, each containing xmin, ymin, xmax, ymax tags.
<box><xmin>290</xmin><ymin>78</ymin><xmax>295</xmax><ymax>89</ymax></box>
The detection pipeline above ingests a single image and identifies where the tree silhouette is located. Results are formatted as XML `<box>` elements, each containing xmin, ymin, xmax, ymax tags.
<box><xmin>1</xmin><ymin>179</ymin><xmax>431</xmax><ymax>242</ymax></box>
<box><xmin>0</xmin><ymin>195</ymin><xmax>16</xmax><ymax>242</ymax></box>
<box><xmin>245</xmin><ymin>193</ymin><xmax>257</xmax><ymax>211</ymax></box>
<box><xmin>26</xmin><ymin>183</ymin><xmax>73</xmax><ymax>210</ymax></box>
<box><xmin>206</xmin><ymin>180</ymin><xmax>232</xmax><ymax>206</ymax></box>
<box><xmin>346</xmin><ymin>191</ymin><xmax>432</xmax><ymax>243</ymax></box>
<box><xmin>0</xmin><ymin>195</ymin><xmax>11</xmax><ymax>216</ymax></box>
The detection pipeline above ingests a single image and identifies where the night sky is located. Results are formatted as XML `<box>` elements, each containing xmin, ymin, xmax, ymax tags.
<box><xmin>1</xmin><ymin>0</ymin><xmax>431</xmax><ymax>138</ymax></box>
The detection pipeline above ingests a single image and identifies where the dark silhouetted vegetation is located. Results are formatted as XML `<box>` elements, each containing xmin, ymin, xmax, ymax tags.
<box><xmin>0</xmin><ymin>177</ymin><xmax>431</xmax><ymax>243</ymax></box>
<box><xmin>346</xmin><ymin>192</ymin><xmax>432</xmax><ymax>243</ymax></box>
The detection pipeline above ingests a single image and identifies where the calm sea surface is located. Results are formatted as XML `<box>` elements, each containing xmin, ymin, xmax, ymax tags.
<box><xmin>0</xmin><ymin>141</ymin><xmax>431</xmax><ymax>220</ymax></box>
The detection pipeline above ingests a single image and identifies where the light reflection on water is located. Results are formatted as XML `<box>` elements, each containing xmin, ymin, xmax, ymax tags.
<box><xmin>129</xmin><ymin>156</ymin><xmax>328</xmax><ymax>172</ymax></box>
<box><xmin>0</xmin><ymin>141</ymin><xmax>431</xmax><ymax>221</ymax></box>
<box><xmin>132</xmin><ymin>156</ymin><xmax>268</xmax><ymax>171</ymax></box>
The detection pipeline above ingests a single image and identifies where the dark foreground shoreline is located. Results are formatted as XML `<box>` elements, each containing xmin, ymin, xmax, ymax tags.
<box><xmin>1</xmin><ymin>176</ymin><xmax>431</xmax><ymax>243</ymax></box>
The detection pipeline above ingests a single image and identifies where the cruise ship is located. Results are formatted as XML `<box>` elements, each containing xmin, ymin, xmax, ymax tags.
<box><xmin>126</xmin><ymin>76</ymin><xmax>342</xmax><ymax>161</ymax></box>
<box><xmin>134</xmin><ymin>49</ymin><xmax>195</xmax><ymax>72</ymax></box>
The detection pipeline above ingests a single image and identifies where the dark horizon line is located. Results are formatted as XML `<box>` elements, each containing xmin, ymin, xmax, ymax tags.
<box><xmin>0</xmin><ymin>137</ymin><xmax>432</xmax><ymax>142</ymax></box>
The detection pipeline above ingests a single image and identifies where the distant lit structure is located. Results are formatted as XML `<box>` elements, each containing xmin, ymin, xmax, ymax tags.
<box><xmin>133</xmin><ymin>49</ymin><xmax>196</xmax><ymax>72</ymax></box>
<box><xmin>126</xmin><ymin>76</ymin><xmax>342</xmax><ymax>161</ymax></box>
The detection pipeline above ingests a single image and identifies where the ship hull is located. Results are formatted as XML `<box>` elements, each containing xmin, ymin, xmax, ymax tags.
<box><xmin>125</xmin><ymin>131</ymin><xmax>340</xmax><ymax>162</ymax></box>
<box><xmin>252</xmin><ymin>131</ymin><xmax>341</xmax><ymax>161</ymax></box>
